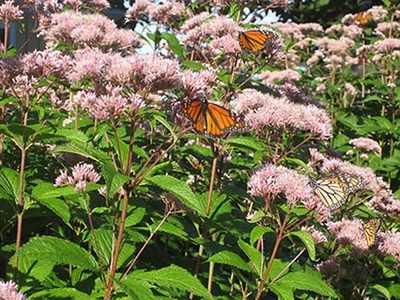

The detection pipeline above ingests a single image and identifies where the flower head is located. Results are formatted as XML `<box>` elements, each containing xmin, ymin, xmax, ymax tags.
<box><xmin>248</xmin><ymin>164</ymin><xmax>314</xmax><ymax>205</ymax></box>
<box><xmin>0</xmin><ymin>1</ymin><xmax>23</xmax><ymax>23</ymax></box>
<box><xmin>0</xmin><ymin>280</ymin><xmax>27</xmax><ymax>300</ymax></box>
<box><xmin>327</xmin><ymin>218</ymin><xmax>367</xmax><ymax>249</ymax></box>
<box><xmin>301</xmin><ymin>225</ymin><xmax>328</xmax><ymax>244</ymax></box>
<box><xmin>233</xmin><ymin>89</ymin><xmax>332</xmax><ymax>140</ymax></box>
<box><xmin>349</xmin><ymin>137</ymin><xmax>382</xmax><ymax>156</ymax></box>
<box><xmin>55</xmin><ymin>163</ymin><xmax>101</xmax><ymax>192</ymax></box>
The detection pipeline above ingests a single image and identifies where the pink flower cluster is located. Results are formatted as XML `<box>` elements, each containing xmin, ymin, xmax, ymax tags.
<box><xmin>327</xmin><ymin>218</ymin><xmax>367</xmax><ymax>250</ymax></box>
<box><xmin>301</xmin><ymin>225</ymin><xmax>328</xmax><ymax>244</ymax></box>
<box><xmin>248</xmin><ymin>164</ymin><xmax>314</xmax><ymax>205</ymax></box>
<box><xmin>39</xmin><ymin>11</ymin><xmax>142</xmax><ymax>52</ymax></box>
<box><xmin>126</xmin><ymin>0</ymin><xmax>184</xmax><ymax>28</ymax></box>
<box><xmin>0</xmin><ymin>280</ymin><xmax>27</xmax><ymax>300</ymax></box>
<box><xmin>55</xmin><ymin>163</ymin><xmax>101</xmax><ymax>192</ymax></box>
<box><xmin>0</xmin><ymin>0</ymin><xmax>23</xmax><ymax>23</ymax></box>
<box><xmin>233</xmin><ymin>89</ymin><xmax>332</xmax><ymax>140</ymax></box>
<box><xmin>349</xmin><ymin>137</ymin><xmax>382</xmax><ymax>156</ymax></box>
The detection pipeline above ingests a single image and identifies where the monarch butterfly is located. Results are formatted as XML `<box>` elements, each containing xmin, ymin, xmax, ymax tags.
<box><xmin>310</xmin><ymin>172</ymin><xmax>363</xmax><ymax>210</ymax></box>
<box><xmin>363</xmin><ymin>219</ymin><xmax>381</xmax><ymax>247</ymax></box>
<box><xmin>238</xmin><ymin>29</ymin><xmax>278</xmax><ymax>53</ymax></box>
<box><xmin>181</xmin><ymin>99</ymin><xmax>247</xmax><ymax>138</ymax></box>
<box><xmin>355</xmin><ymin>12</ymin><xmax>372</xmax><ymax>25</ymax></box>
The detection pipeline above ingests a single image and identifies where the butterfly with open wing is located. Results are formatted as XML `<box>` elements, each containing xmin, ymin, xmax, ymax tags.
<box><xmin>238</xmin><ymin>29</ymin><xmax>278</xmax><ymax>53</ymax></box>
<box><xmin>363</xmin><ymin>218</ymin><xmax>381</xmax><ymax>247</ymax></box>
<box><xmin>310</xmin><ymin>172</ymin><xmax>364</xmax><ymax>210</ymax></box>
<box><xmin>355</xmin><ymin>12</ymin><xmax>372</xmax><ymax>25</ymax></box>
<box><xmin>180</xmin><ymin>98</ymin><xmax>247</xmax><ymax>138</ymax></box>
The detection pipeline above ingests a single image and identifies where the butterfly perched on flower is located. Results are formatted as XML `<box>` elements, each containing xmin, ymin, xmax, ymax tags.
<box><xmin>180</xmin><ymin>98</ymin><xmax>247</xmax><ymax>138</ymax></box>
<box><xmin>310</xmin><ymin>172</ymin><xmax>364</xmax><ymax>210</ymax></box>
<box><xmin>363</xmin><ymin>219</ymin><xmax>381</xmax><ymax>247</ymax></box>
<box><xmin>238</xmin><ymin>29</ymin><xmax>278</xmax><ymax>53</ymax></box>
<box><xmin>355</xmin><ymin>12</ymin><xmax>372</xmax><ymax>25</ymax></box>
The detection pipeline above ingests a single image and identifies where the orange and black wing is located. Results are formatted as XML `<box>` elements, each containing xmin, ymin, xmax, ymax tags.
<box><xmin>239</xmin><ymin>30</ymin><xmax>277</xmax><ymax>53</ymax></box>
<box><xmin>363</xmin><ymin>219</ymin><xmax>381</xmax><ymax>247</ymax></box>
<box><xmin>355</xmin><ymin>12</ymin><xmax>372</xmax><ymax>25</ymax></box>
<box><xmin>181</xmin><ymin>99</ymin><xmax>205</xmax><ymax>133</ymax></box>
<box><xmin>181</xmin><ymin>99</ymin><xmax>246</xmax><ymax>137</ymax></box>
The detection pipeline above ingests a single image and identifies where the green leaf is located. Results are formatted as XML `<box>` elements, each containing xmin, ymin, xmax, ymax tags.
<box><xmin>226</xmin><ymin>136</ymin><xmax>265</xmax><ymax>151</ymax></box>
<box><xmin>55</xmin><ymin>129</ymin><xmax>89</xmax><ymax>144</ymax></box>
<box><xmin>32</xmin><ymin>182</ymin><xmax>72</xmax><ymax>228</ymax></box>
<box><xmin>145</xmin><ymin>175</ymin><xmax>205</xmax><ymax>216</ymax></box>
<box><xmin>127</xmin><ymin>265</ymin><xmax>212</xmax><ymax>299</ymax></box>
<box><xmin>287</xmin><ymin>230</ymin><xmax>316</xmax><ymax>261</ymax></box>
<box><xmin>181</xmin><ymin>61</ymin><xmax>206</xmax><ymax>71</ymax></box>
<box><xmin>270</xmin><ymin>284</ymin><xmax>294</xmax><ymax>300</ymax></box>
<box><xmin>17</xmin><ymin>236</ymin><xmax>99</xmax><ymax>272</ymax></box>
<box><xmin>125</xmin><ymin>207</ymin><xmax>146</xmax><ymax>227</ymax></box>
<box><xmin>250</xmin><ymin>226</ymin><xmax>274</xmax><ymax>245</ymax></box>
<box><xmin>153</xmin><ymin>114</ymin><xmax>178</xmax><ymax>143</ymax></box>
<box><xmin>0</xmin><ymin>167</ymin><xmax>21</xmax><ymax>202</ymax></box>
<box><xmin>101</xmin><ymin>163</ymin><xmax>131</xmax><ymax>200</ymax></box>
<box><xmin>161</xmin><ymin>32</ymin><xmax>186</xmax><ymax>59</ymax></box>
<box><xmin>208</xmin><ymin>250</ymin><xmax>251</xmax><ymax>272</ymax></box>
<box><xmin>30</xmin><ymin>288</ymin><xmax>95</xmax><ymax>300</ymax></box>
<box><xmin>368</xmin><ymin>284</ymin><xmax>391</xmax><ymax>300</ymax></box>
<box><xmin>52</xmin><ymin>143</ymin><xmax>111</xmax><ymax>164</ymax></box>
<box><xmin>113</xmin><ymin>276</ymin><xmax>154</xmax><ymax>300</ymax></box>
<box><xmin>336</xmin><ymin>112</ymin><xmax>359</xmax><ymax>129</ymax></box>
<box><xmin>8</xmin><ymin>123</ymin><xmax>36</xmax><ymax>144</ymax></box>
<box><xmin>273</xmin><ymin>270</ymin><xmax>338</xmax><ymax>298</ymax></box>
<box><xmin>238</xmin><ymin>240</ymin><xmax>262</xmax><ymax>275</ymax></box>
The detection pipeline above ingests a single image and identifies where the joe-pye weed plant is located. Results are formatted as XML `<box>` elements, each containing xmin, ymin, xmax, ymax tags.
<box><xmin>0</xmin><ymin>0</ymin><xmax>400</xmax><ymax>299</ymax></box>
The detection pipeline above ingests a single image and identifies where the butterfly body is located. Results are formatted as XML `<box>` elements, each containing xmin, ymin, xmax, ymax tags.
<box><xmin>238</xmin><ymin>29</ymin><xmax>278</xmax><ymax>53</ymax></box>
<box><xmin>363</xmin><ymin>219</ymin><xmax>380</xmax><ymax>247</ymax></box>
<box><xmin>310</xmin><ymin>172</ymin><xmax>363</xmax><ymax>210</ymax></box>
<box><xmin>181</xmin><ymin>99</ymin><xmax>246</xmax><ymax>138</ymax></box>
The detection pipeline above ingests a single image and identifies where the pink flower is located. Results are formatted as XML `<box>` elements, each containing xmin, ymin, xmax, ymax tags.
<box><xmin>126</xmin><ymin>0</ymin><xmax>184</xmax><ymax>26</ymax></box>
<box><xmin>22</xmin><ymin>50</ymin><xmax>70</xmax><ymax>79</ymax></box>
<box><xmin>273</xmin><ymin>22</ymin><xmax>304</xmax><ymax>40</ymax></box>
<box><xmin>233</xmin><ymin>89</ymin><xmax>332</xmax><ymax>140</ymax></box>
<box><xmin>7</xmin><ymin>75</ymin><xmax>38</xmax><ymax>99</ymax></box>
<box><xmin>374</xmin><ymin>38</ymin><xmax>400</xmax><ymax>53</ymax></box>
<box><xmin>248</xmin><ymin>164</ymin><xmax>314</xmax><ymax>205</ymax></box>
<box><xmin>148</xmin><ymin>2</ymin><xmax>184</xmax><ymax>26</ymax></box>
<box><xmin>379</xmin><ymin>229</ymin><xmax>400</xmax><ymax>262</ymax></box>
<box><xmin>327</xmin><ymin>218</ymin><xmax>367</xmax><ymax>250</ymax></box>
<box><xmin>374</xmin><ymin>22</ymin><xmax>400</xmax><ymax>38</ymax></box>
<box><xmin>181</xmin><ymin>69</ymin><xmax>217</xmax><ymax>99</ymax></box>
<box><xmin>301</xmin><ymin>225</ymin><xmax>328</xmax><ymax>243</ymax></box>
<box><xmin>260</xmin><ymin>69</ymin><xmax>301</xmax><ymax>84</ymax></box>
<box><xmin>349</xmin><ymin>137</ymin><xmax>382</xmax><ymax>155</ymax></box>
<box><xmin>344</xmin><ymin>83</ymin><xmax>357</xmax><ymax>95</ymax></box>
<box><xmin>0</xmin><ymin>280</ymin><xmax>27</xmax><ymax>300</ymax></box>
<box><xmin>75</xmin><ymin>85</ymin><xmax>127</xmax><ymax>120</ymax></box>
<box><xmin>0</xmin><ymin>1</ymin><xmax>23</xmax><ymax>23</ymax></box>
<box><xmin>126</xmin><ymin>0</ymin><xmax>153</xmax><ymax>21</ymax></box>
<box><xmin>180</xmin><ymin>12</ymin><xmax>210</xmax><ymax>33</ymax></box>
<box><xmin>366</xmin><ymin>177</ymin><xmax>400</xmax><ymax>216</ymax></box>
<box><xmin>181</xmin><ymin>15</ymin><xmax>240</xmax><ymax>46</ymax></box>
<box><xmin>208</xmin><ymin>35</ymin><xmax>241</xmax><ymax>56</ymax></box>
<box><xmin>68</xmin><ymin>48</ymin><xmax>116</xmax><ymax>84</ymax></box>
<box><xmin>39</xmin><ymin>11</ymin><xmax>141</xmax><ymax>52</ymax></box>
<box><xmin>298</xmin><ymin>23</ymin><xmax>324</xmax><ymax>35</ymax></box>
<box><xmin>55</xmin><ymin>163</ymin><xmax>101</xmax><ymax>192</ymax></box>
